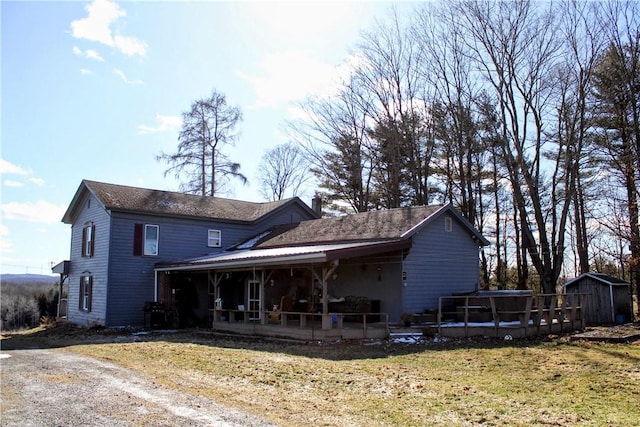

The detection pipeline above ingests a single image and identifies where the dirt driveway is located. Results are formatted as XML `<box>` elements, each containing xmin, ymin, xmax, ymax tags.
<box><xmin>0</xmin><ymin>348</ymin><xmax>277</xmax><ymax>427</ymax></box>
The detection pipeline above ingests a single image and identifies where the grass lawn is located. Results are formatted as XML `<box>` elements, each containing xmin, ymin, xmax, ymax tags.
<box><xmin>3</xmin><ymin>325</ymin><xmax>640</xmax><ymax>426</ymax></box>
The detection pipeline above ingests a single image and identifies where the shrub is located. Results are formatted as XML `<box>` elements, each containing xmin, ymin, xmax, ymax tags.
<box><xmin>1</xmin><ymin>282</ymin><xmax>61</xmax><ymax>331</ymax></box>
<box><xmin>1</xmin><ymin>294</ymin><xmax>40</xmax><ymax>330</ymax></box>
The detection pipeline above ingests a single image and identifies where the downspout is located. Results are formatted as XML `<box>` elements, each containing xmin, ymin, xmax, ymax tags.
<box><xmin>154</xmin><ymin>271</ymin><xmax>158</xmax><ymax>302</ymax></box>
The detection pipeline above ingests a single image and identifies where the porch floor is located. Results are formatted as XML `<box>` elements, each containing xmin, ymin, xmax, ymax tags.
<box><xmin>211</xmin><ymin>310</ymin><xmax>389</xmax><ymax>341</ymax></box>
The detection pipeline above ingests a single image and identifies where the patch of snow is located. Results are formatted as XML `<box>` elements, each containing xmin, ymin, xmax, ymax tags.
<box><xmin>0</xmin><ymin>353</ymin><xmax>12</xmax><ymax>359</ymax></box>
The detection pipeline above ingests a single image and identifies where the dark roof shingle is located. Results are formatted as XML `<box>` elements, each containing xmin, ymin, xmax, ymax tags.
<box><xmin>256</xmin><ymin>205</ymin><xmax>443</xmax><ymax>248</ymax></box>
<box><xmin>67</xmin><ymin>180</ymin><xmax>296</xmax><ymax>223</ymax></box>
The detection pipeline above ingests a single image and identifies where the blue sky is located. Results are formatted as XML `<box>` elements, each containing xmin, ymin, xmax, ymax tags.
<box><xmin>1</xmin><ymin>0</ymin><xmax>397</xmax><ymax>275</ymax></box>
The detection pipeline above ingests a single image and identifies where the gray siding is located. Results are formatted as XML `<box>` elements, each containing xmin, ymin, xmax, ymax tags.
<box><xmin>327</xmin><ymin>255</ymin><xmax>403</xmax><ymax>320</ymax></box>
<box><xmin>251</xmin><ymin>203</ymin><xmax>316</xmax><ymax>235</ymax></box>
<box><xmin>104</xmin><ymin>203</ymin><xmax>317</xmax><ymax>327</ymax></box>
<box><xmin>106</xmin><ymin>214</ymin><xmax>251</xmax><ymax>326</ymax></box>
<box><xmin>401</xmin><ymin>213</ymin><xmax>480</xmax><ymax>318</ymax></box>
<box><xmin>565</xmin><ymin>279</ymin><xmax>632</xmax><ymax>324</ymax></box>
<box><xmin>67</xmin><ymin>192</ymin><xmax>111</xmax><ymax>326</ymax></box>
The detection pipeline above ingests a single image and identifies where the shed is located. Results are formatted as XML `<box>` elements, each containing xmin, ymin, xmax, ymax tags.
<box><xmin>563</xmin><ymin>273</ymin><xmax>632</xmax><ymax>325</ymax></box>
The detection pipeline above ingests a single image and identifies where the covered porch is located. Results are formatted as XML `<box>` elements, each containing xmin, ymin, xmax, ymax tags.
<box><xmin>154</xmin><ymin>240</ymin><xmax>410</xmax><ymax>341</ymax></box>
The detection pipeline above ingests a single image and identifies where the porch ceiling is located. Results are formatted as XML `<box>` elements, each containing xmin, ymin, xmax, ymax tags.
<box><xmin>155</xmin><ymin>239</ymin><xmax>411</xmax><ymax>272</ymax></box>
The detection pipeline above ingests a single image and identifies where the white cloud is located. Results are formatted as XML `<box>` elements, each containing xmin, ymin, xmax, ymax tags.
<box><xmin>0</xmin><ymin>158</ymin><xmax>28</xmax><ymax>176</ymax></box>
<box><xmin>0</xmin><ymin>159</ymin><xmax>46</xmax><ymax>188</ymax></box>
<box><xmin>113</xmin><ymin>68</ymin><xmax>143</xmax><ymax>85</ymax></box>
<box><xmin>3</xmin><ymin>180</ymin><xmax>24</xmax><ymax>188</ymax></box>
<box><xmin>0</xmin><ymin>201</ymin><xmax>66</xmax><ymax>225</ymax></box>
<box><xmin>73</xmin><ymin>45</ymin><xmax>104</xmax><ymax>61</ymax></box>
<box><xmin>238</xmin><ymin>50</ymin><xmax>350</xmax><ymax>109</ymax></box>
<box><xmin>137</xmin><ymin>114</ymin><xmax>182</xmax><ymax>135</ymax></box>
<box><xmin>70</xmin><ymin>0</ymin><xmax>147</xmax><ymax>57</ymax></box>
<box><xmin>85</xmin><ymin>49</ymin><xmax>104</xmax><ymax>61</ymax></box>
<box><xmin>113</xmin><ymin>35</ymin><xmax>147</xmax><ymax>57</ymax></box>
<box><xmin>80</xmin><ymin>68</ymin><xmax>94</xmax><ymax>75</ymax></box>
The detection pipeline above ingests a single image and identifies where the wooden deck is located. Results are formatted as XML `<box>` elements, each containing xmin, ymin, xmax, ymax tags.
<box><xmin>207</xmin><ymin>293</ymin><xmax>589</xmax><ymax>341</ymax></box>
<box><xmin>436</xmin><ymin>293</ymin><xmax>589</xmax><ymax>338</ymax></box>
<box><xmin>211</xmin><ymin>310</ymin><xmax>389</xmax><ymax>341</ymax></box>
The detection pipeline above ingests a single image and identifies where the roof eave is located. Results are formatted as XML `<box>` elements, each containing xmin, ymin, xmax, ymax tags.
<box><xmin>155</xmin><ymin>251</ymin><xmax>328</xmax><ymax>272</ymax></box>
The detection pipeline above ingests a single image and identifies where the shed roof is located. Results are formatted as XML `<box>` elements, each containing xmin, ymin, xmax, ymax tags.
<box><xmin>62</xmin><ymin>180</ymin><xmax>315</xmax><ymax>224</ymax></box>
<box><xmin>155</xmin><ymin>239</ymin><xmax>412</xmax><ymax>271</ymax></box>
<box><xmin>563</xmin><ymin>272</ymin><xmax>631</xmax><ymax>288</ymax></box>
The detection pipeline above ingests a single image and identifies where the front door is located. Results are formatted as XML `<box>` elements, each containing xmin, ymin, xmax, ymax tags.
<box><xmin>247</xmin><ymin>280</ymin><xmax>261</xmax><ymax>320</ymax></box>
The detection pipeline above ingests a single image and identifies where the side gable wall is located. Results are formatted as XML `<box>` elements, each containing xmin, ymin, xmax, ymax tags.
<box><xmin>67</xmin><ymin>191</ymin><xmax>111</xmax><ymax>326</ymax></box>
<box><xmin>401</xmin><ymin>211</ymin><xmax>480</xmax><ymax>315</ymax></box>
<box><xmin>251</xmin><ymin>202</ymin><xmax>316</xmax><ymax>235</ymax></box>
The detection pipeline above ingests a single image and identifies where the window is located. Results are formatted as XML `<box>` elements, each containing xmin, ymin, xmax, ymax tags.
<box><xmin>134</xmin><ymin>224</ymin><xmax>159</xmax><ymax>256</ymax></box>
<box><xmin>144</xmin><ymin>225</ymin><xmax>159</xmax><ymax>255</ymax></box>
<box><xmin>81</xmin><ymin>223</ymin><xmax>95</xmax><ymax>257</ymax></box>
<box><xmin>445</xmin><ymin>216</ymin><xmax>453</xmax><ymax>232</ymax></box>
<box><xmin>208</xmin><ymin>229</ymin><xmax>221</xmax><ymax>247</ymax></box>
<box><xmin>79</xmin><ymin>275</ymin><xmax>92</xmax><ymax>312</ymax></box>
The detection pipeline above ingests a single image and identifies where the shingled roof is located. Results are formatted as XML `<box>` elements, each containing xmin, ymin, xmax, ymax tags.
<box><xmin>254</xmin><ymin>204</ymin><xmax>445</xmax><ymax>248</ymax></box>
<box><xmin>62</xmin><ymin>180</ymin><xmax>307</xmax><ymax>224</ymax></box>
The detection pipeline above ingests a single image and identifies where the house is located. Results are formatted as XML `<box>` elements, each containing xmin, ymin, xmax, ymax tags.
<box><xmin>59</xmin><ymin>180</ymin><xmax>318</xmax><ymax>328</ymax></box>
<box><xmin>563</xmin><ymin>273</ymin><xmax>633</xmax><ymax>325</ymax></box>
<box><xmin>58</xmin><ymin>180</ymin><xmax>489</xmax><ymax>339</ymax></box>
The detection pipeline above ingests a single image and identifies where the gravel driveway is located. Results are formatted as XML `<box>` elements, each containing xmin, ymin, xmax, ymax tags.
<box><xmin>0</xmin><ymin>349</ymin><xmax>277</xmax><ymax>427</ymax></box>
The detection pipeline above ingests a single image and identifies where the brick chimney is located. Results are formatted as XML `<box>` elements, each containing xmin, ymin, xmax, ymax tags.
<box><xmin>311</xmin><ymin>195</ymin><xmax>322</xmax><ymax>217</ymax></box>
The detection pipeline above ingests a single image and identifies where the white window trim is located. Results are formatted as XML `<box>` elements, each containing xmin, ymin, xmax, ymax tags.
<box><xmin>208</xmin><ymin>229</ymin><xmax>222</xmax><ymax>247</ymax></box>
<box><xmin>80</xmin><ymin>275</ymin><xmax>92</xmax><ymax>312</ymax></box>
<box><xmin>84</xmin><ymin>224</ymin><xmax>93</xmax><ymax>257</ymax></box>
<box><xmin>144</xmin><ymin>224</ymin><xmax>159</xmax><ymax>256</ymax></box>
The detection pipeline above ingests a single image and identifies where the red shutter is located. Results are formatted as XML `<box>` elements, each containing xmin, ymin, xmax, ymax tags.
<box><xmin>81</xmin><ymin>226</ymin><xmax>87</xmax><ymax>257</ymax></box>
<box><xmin>90</xmin><ymin>224</ymin><xmax>96</xmax><ymax>257</ymax></box>
<box><xmin>133</xmin><ymin>224</ymin><xmax>143</xmax><ymax>256</ymax></box>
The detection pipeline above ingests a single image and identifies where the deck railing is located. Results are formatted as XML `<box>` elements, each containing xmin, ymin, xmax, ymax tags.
<box><xmin>437</xmin><ymin>292</ymin><xmax>589</xmax><ymax>337</ymax></box>
<box><xmin>211</xmin><ymin>308</ymin><xmax>389</xmax><ymax>335</ymax></box>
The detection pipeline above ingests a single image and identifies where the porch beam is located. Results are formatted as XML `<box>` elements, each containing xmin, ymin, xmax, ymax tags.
<box><xmin>311</xmin><ymin>263</ymin><xmax>338</xmax><ymax>315</ymax></box>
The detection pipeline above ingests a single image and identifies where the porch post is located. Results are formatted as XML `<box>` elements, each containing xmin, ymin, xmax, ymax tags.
<box><xmin>261</xmin><ymin>270</ymin><xmax>266</xmax><ymax>323</ymax></box>
<box><xmin>318</xmin><ymin>262</ymin><xmax>339</xmax><ymax>330</ymax></box>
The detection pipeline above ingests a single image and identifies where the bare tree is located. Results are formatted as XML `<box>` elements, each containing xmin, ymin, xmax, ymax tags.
<box><xmin>354</xmin><ymin>8</ymin><xmax>431</xmax><ymax>208</ymax></box>
<box><xmin>552</xmin><ymin>0</ymin><xmax>606</xmax><ymax>275</ymax></box>
<box><xmin>452</xmin><ymin>0</ymin><xmax>569</xmax><ymax>293</ymax></box>
<box><xmin>157</xmin><ymin>90</ymin><xmax>246</xmax><ymax>196</ymax></box>
<box><xmin>258</xmin><ymin>143</ymin><xmax>310</xmax><ymax>201</ymax></box>
<box><xmin>288</xmin><ymin>76</ymin><xmax>376</xmax><ymax>213</ymax></box>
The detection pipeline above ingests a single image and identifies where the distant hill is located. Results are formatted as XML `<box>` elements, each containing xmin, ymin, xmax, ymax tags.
<box><xmin>1</xmin><ymin>274</ymin><xmax>59</xmax><ymax>287</ymax></box>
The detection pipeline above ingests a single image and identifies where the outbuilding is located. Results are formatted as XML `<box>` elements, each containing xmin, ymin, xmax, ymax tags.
<box><xmin>563</xmin><ymin>273</ymin><xmax>632</xmax><ymax>325</ymax></box>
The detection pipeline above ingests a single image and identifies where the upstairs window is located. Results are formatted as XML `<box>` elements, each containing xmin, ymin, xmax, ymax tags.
<box><xmin>133</xmin><ymin>224</ymin><xmax>159</xmax><ymax>256</ymax></box>
<box><xmin>445</xmin><ymin>216</ymin><xmax>453</xmax><ymax>232</ymax></box>
<box><xmin>144</xmin><ymin>225</ymin><xmax>159</xmax><ymax>255</ymax></box>
<box><xmin>208</xmin><ymin>229</ymin><xmax>221</xmax><ymax>247</ymax></box>
<box><xmin>79</xmin><ymin>275</ymin><xmax>92</xmax><ymax>312</ymax></box>
<box><xmin>82</xmin><ymin>223</ymin><xmax>95</xmax><ymax>257</ymax></box>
